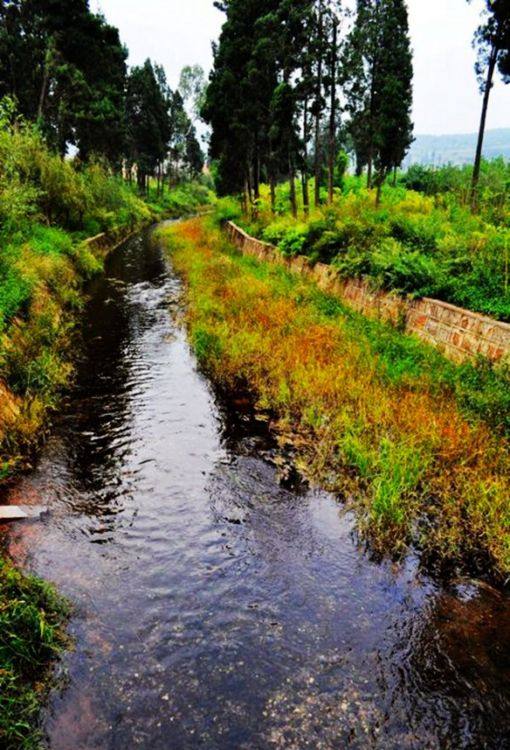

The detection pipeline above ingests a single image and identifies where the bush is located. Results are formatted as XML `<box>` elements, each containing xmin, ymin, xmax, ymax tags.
<box><xmin>232</xmin><ymin>164</ymin><xmax>510</xmax><ymax>321</ymax></box>
<box><xmin>213</xmin><ymin>196</ymin><xmax>242</xmax><ymax>224</ymax></box>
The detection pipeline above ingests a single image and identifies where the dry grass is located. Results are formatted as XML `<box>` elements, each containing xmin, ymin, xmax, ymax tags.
<box><xmin>161</xmin><ymin>217</ymin><xmax>510</xmax><ymax>581</ymax></box>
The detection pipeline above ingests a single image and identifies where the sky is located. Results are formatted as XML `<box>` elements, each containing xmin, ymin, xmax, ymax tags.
<box><xmin>92</xmin><ymin>0</ymin><xmax>508</xmax><ymax>136</ymax></box>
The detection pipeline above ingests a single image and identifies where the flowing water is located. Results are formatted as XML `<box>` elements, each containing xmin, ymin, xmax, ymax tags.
<box><xmin>2</xmin><ymin>224</ymin><xmax>510</xmax><ymax>749</ymax></box>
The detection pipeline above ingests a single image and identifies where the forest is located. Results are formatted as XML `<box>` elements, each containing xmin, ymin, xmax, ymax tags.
<box><xmin>0</xmin><ymin>0</ymin><xmax>510</xmax><ymax>749</ymax></box>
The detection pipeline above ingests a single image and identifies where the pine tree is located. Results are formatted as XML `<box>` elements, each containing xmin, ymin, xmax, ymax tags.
<box><xmin>126</xmin><ymin>60</ymin><xmax>170</xmax><ymax>192</ymax></box>
<box><xmin>202</xmin><ymin>0</ymin><xmax>281</xmax><ymax>204</ymax></box>
<box><xmin>342</xmin><ymin>0</ymin><xmax>413</xmax><ymax>200</ymax></box>
<box><xmin>372</xmin><ymin>0</ymin><xmax>413</xmax><ymax>204</ymax></box>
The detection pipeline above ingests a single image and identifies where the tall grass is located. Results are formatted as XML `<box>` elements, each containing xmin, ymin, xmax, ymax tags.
<box><xmin>161</xmin><ymin>217</ymin><xmax>510</xmax><ymax>581</ymax></box>
<box><xmin>0</xmin><ymin>559</ymin><xmax>69</xmax><ymax>750</ymax></box>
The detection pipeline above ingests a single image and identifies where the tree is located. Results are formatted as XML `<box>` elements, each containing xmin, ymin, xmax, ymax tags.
<box><xmin>179</xmin><ymin>64</ymin><xmax>207</xmax><ymax>124</ymax></box>
<box><xmin>342</xmin><ymin>0</ymin><xmax>381</xmax><ymax>188</ymax></box>
<box><xmin>325</xmin><ymin>3</ymin><xmax>341</xmax><ymax>204</ymax></box>
<box><xmin>469</xmin><ymin>0</ymin><xmax>510</xmax><ymax>210</ymax></box>
<box><xmin>203</xmin><ymin>0</ymin><xmax>282</xmax><ymax>205</ymax></box>
<box><xmin>185</xmin><ymin>123</ymin><xmax>205</xmax><ymax>177</ymax></box>
<box><xmin>342</xmin><ymin>0</ymin><xmax>413</xmax><ymax>201</ymax></box>
<box><xmin>126</xmin><ymin>59</ymin><xmax>170</xmax><ymax>192</ymax></box>
<box><xmin>269</xmin><ymin>82</ymin><xmax>300</xmax><ymax>216</ymax></box>
<box><xmin>0</xmin><ymin>0</ymin><xmax>127</xmax><ymax>161</ymax></box>
<box><xmin>371</xmin><ymin>0</ymin><xmax>414</xmax><ymax>204</ymax></box>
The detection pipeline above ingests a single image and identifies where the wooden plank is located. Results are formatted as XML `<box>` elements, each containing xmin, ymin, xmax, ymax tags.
<box><xmin>0</xmin><ymin>506</ymin><xmax>29</xmax><ymax>521</ymax></box>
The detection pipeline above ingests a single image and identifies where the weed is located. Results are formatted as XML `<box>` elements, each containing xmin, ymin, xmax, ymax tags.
<box><xmin>162</xmin><ymin>218</ymin><xmax>510</xmax><ymax>580</ymax></box>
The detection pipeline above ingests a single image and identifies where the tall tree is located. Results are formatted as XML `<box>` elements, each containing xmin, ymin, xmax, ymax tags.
<box><xmin>469</xmin><ymin>0</ymin><xmax>510</xmax><ymax>209</ymax></box>
<box><xmin>342</xmin><ymin>0</ymin><xmax>382</xmax><ymax>188</ymax></box>
<box><xmin>342</xmin><ymin>0</ymin><xmax>413</xmax><ymax>199</ymax></box>
<box><xmin>126</xmin><ymin>59</ymin><xmax>170</xmax><ymax>192</ymax></box>
<box><xmin>326</xmin><ymin>4</ymin><xmax>341</xmax><ymax>204</ymax></box>
<box><xmin>203</xmin><ymin>0</ymin><xmax>281</xmax><ymax>204</ymax></box>
<box><xmin>372</xmin><ymin>0</ymin><xmax>413</xmax><ymax>204</ymax></box>
<box><xmin>179</xmin><ymin>64</ymin><xmax>207</xmax><ymax>124</ymax></box>
<box><xmin>312</xmin><ymin>0</ymin><xmax>326</xmax><ymax>206</ymax></box>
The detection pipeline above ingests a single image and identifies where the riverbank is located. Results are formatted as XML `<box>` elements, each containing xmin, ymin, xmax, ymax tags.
<box><xmin>0</xmin><ymin>183</ymin><xmax>211</xmax><ymax>746</ymax></box>
<box><xmin>222</xmin><ymin>168</ymin><xmax>510</xmax><ymax>322</ymax></box>
<box><xmin>160</xmin><ymin>216</ymin><xmax>510</xmax><ymax>582</ymax></box>
<box><xmin>0</xmin><ymin>182</ymin><xmax>212</xmax><ymax>483</ymax></box>
<box><xmin>0</xmin><ymin>559</ymin><xmax>69</xmax><ymax>750</ymax></box>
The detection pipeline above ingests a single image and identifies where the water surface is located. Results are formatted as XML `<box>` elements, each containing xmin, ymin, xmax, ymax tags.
<box><xmin>2</xmin><ymin>225</ymin><xmax>510</xmax><ymax>749</ymax></box>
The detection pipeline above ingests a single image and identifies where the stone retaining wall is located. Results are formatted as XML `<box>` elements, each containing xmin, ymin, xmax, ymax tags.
<box><xmin>226</xmin><ymin>221</ymin><xmax>510</xmax><ymax>364</ymax></box>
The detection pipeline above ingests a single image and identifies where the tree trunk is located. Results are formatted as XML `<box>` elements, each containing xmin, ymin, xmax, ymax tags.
<box><xmin>270</xmin><ymin>175</ymin><xmax>276</xmax><ymax>215</ymax></box>
<box><xmin>302</xmin><ymin>94</ymin><xmax>310</xmax><ymax>216</ymax></box>
<box><xmin>470</xmin><ymin>43</ymin><xmax>498</xmax><ymax>212</ymax></box>
<box><xmin>314</xmin><ymin>3</ymin><xmax>324</xmax><ymax>208</ymax></box>
<box><xmin>37</xmin><ymin>45</ymin><xmax>52</xmax><ymax>120</ymax></box>
<box><xmin>367</xmin><ymin>149</ymin><xmax>373</xmax><ymax>190</ymax></box>
<box><xmin>289</xmin><ymin>154</ymin><xmax>297</xmax><ymax>219</ymax></box>
<box><xmin>375</xmin><ymin>173</ymin><xmax>385</xmax><ymax>207</ymax></box>
<box><xmin>246</xmin><ymin>167</ymin><xmax>254</xmax><ymax>216</ymax></box>
<box><xmin>328</xmin><ymin>21</ymin><xmax>338</xmax><ymax>206</ymax></box>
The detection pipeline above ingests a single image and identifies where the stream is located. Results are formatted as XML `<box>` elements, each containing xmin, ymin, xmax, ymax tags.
<box><xmin>2</xmin><ymin>223</ymin><xmax>510</xmax><ymax>749</ymax></box>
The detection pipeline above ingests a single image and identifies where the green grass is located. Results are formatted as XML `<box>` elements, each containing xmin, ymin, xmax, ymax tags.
<box><xmin>163</xmin><ymin>218</ymin><xmax>510</xmax><ymax>578</ymax></box>
<box><xmin>222</xmin><ymin>164</ymin><xmax>510</xmax><ymax>322</ymax></box>
<box><xmin>0</xmin><ymin>559</ymin><xmax>70</xmax><ymax>750</ymax></box>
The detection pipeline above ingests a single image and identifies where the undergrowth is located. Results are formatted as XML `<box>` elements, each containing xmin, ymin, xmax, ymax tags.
<box><xmin>0</xmin><ymin>559</ymin><xmax>69</xmax><ymax>750</ymax></box>
<box><xmin>160</xmin><ymin>217</ymin><xmax>510</xmax><ymax>582</ymax></box>
<box><xmin>223</xmin><ymin>162</ymin><xmax>510</xmax><ymax>322</ymax></box>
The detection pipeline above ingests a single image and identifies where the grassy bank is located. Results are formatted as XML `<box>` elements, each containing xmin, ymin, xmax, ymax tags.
<box><xmin>0</xmin><ymin>559</ymin><xmax>69</xmax><ymax>750</ymax></box>
<box><xmin>0</xmin><ymin>112</ymin><xmax>212</xmax><ymax>481</ymax></box>
<box><xmin>0</xmin><ymin>114</ymin><xmax>212</xmax><ymax>745</ymax></box>
<box><xmin>161</xmin><ymin>217</ymin><xmax>510</xmax><ymax>582</ymax></box>
<box><xmin>222</xmin><ymin>160</ymin><xmax>510</xmax><ymax>322</ymax></box>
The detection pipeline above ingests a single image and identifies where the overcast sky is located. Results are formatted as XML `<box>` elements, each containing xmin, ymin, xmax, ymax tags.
<box><xmin>92</xmin><ymin>0</ymin><xmax>508</xmax><ymax>136</ymax></box>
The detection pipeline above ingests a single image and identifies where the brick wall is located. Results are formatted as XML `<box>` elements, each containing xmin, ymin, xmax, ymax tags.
<box><xmin>226</xmin><ymin>221</ymin><xmax>510</xmax><ymax>364</ymax></box>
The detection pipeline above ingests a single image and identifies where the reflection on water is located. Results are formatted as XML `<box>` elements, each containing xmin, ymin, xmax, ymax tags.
<box><xmin>2</xmin><ymin>225</ymin><xmax>510</xmax><ymax>749</ymax></box>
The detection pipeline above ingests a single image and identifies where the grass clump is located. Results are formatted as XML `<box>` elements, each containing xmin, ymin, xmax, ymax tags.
<box><xmin>0</xmin><ymin>559</ymin><xmax>70</xmax><ymax>750</ymax></box>
<box><xmin>161</xmin><ymin>217</ymin><xmax>510</xmax><ymax>581</ymax></box>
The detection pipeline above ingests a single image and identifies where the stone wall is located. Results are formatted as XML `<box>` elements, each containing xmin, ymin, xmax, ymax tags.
<box><xmin>226</xmin><ymin>221</ymin><xmax>510</xmax><ymax>364</ymax></box>
<box><xmin>81</xmin><ymin>226</ymin><xmax>137</xmax><ymax>256</ymax></box>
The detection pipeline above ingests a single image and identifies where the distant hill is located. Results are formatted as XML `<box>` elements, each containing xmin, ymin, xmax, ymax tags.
<box><xmin>404</xmin><ymin>128</ymin><xmax>510</xmax><ymax>167</ymax></box>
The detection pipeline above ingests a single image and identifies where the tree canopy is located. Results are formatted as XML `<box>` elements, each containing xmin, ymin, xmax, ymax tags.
<box><xmin>203</xmin><ymin>0</ymin><xmax>415</xmax><ymax>208</ymax></box>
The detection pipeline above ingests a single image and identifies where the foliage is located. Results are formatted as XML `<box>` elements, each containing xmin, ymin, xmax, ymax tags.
<box><xmin>230</xmin><ymin>170</ymin><xmax>510</xmax><ymax>321</ymax></box>
<box><xmin>179</xmin><ymin>64</ymin><xmax>207</xmax><ymax>124</ymax></box>
<box><xmin>0</xmin><ymin>558</ymin><xmax>69</xmax><ymax>750</ymax></box>
<box><xmin>0</xmin><ymin>0</ymin><xmax>127</xmax><ymax>161</ymax></box>
<box><xmin>0</xmin><ymin>110</ymin><xmax>208</xmax><ymax>480</ymax></box>
<box><xmin>162</xmin><ymin>217</ymin><xmax>510</xmax><ymax>580</ymax></box>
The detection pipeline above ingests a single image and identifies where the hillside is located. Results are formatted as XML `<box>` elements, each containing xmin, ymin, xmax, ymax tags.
<box><xmin>404</xmin><ymin>128</ymin><xmax>510</xmax><ymax>166</ymax></box>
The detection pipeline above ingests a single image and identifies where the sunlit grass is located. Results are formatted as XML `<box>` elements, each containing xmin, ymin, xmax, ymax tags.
<box><xmin>160</xmin><ymin>217</ymin><xmax>510</xmax><ymax>580</ymax></box>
